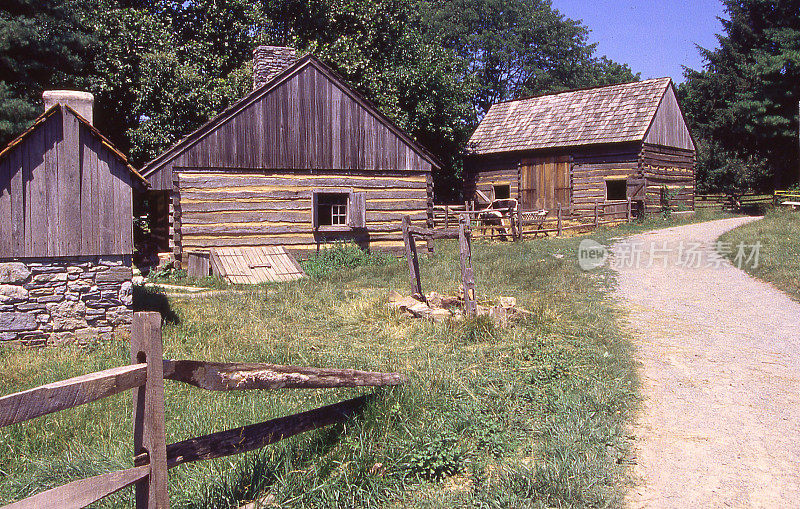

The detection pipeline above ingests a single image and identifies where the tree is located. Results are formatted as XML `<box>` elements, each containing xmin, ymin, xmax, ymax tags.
<box><xmin>421</xmin><ymin>0</ymin><xmax>639</xmax><ymax>119</ymax></box>
<box><xmin>680</xmin><ymin>0</ymin><xmax>800</xmax><ymax>191</ymax></box>
<box><xmin>262</xmin><ymin>0</ymin><xmax>475</xmax><ymax>199</ymax></box>
<box><xmin>0</xmin><ymin>0</ymin><xmax>94</xmax><ymax>145</ymax></box>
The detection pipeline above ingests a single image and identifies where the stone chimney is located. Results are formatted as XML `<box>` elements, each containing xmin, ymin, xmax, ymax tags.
<box><xmin>253</xmin><ymin>46</ymin><xmax>297</xmax><ymax>90</ymax></box>
<box><xmin>43</xmin><ymin>90</ymin><xmax>94</xmax><ymax>125</ymax></box>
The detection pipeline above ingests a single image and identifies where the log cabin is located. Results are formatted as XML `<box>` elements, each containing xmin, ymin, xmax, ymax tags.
<box><xmin>140</xmin><ymin>47</ymin><xmax>438</xmax><ymax>268</ymax></box>
<box><xmin>0</xmin><ymin>91</ymin><xmax>148</xmax><ymax>345</ymax></box>
<box><xmin>464</xmin><ymin>78</ymin><xmax>696</xmax><ymax>216</ymax></box>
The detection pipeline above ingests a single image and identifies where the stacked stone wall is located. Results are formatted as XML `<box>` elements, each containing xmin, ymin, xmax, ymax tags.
<box><xmin>0</xmin><ymin>256</ymin><xmax>133</xmax><ymax>346</ymax></box>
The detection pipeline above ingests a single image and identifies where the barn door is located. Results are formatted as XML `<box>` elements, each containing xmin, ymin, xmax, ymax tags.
<box><xmin>520</xmin><ymin>156</ymin><xmax>571</xmax><ymax>211</ymax></box>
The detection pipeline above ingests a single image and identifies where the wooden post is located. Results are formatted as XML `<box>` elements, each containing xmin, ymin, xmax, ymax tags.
<box><xmin>401</xmin><ymin>216</ymin><xmax>423</xmax><ymax>299</ymax></box>
<box><xmin>445</xmin><ymin>206</ymin><xmax>450</xmax><ymax>229</ymax></box>
<box><xmin>509</xmin><ymin>204</ymin><xmax>518</xmax><ymax>240</ymax></box>
<box><xmin>594</xmin><ymin>200</ymin><xmax>599</xmax><ymax>227</ymax></box>
<box><xmin>557</xmin><ymin>202</ymin><xmax>562</xmax><ymax>236</ymax></box>
<box><xmin>458</xmin><ymin>215</ymin><xmax>477</xmax><ymax>317</ymax></box>
<box><xmin>517</xmin><ymin>206</ymin><xmax>523</xmax><ymax>240</ymax></box>
<box><xmin>131</xmin><ymin>312</ymin><xmax>169</xmax><ymax>509</ymax></box>
<box><xmin>626</xmin><ymin>197</ymin><xmax>632</xmax><ymax>221</ymax></box>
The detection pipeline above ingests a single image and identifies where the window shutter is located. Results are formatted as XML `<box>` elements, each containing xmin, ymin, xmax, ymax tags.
<box><xmin>312</xmin><ymin>191</ymin><xmax>319</xmax><ymax>228</ymax></box>
<box><xmin>349</xmin><ymin>192</ymin><xmax>366</xmax><ymax>228</ymax></box>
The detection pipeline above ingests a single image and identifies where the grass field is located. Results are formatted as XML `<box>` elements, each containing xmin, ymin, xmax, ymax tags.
<box><xmin>0</xmin><ymin>210</ymin><xmax>730</xmax><ymax>508</ymax></box>
<box><xmin>718</xmin><ymin>208</ymin><xmax>800</xmax><ymax>301</ymax></box>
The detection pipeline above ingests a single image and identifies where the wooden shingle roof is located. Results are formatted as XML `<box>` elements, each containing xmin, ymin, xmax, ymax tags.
<box><xmin>467</xmin><ymin>78</ymin><xmax>673</xmax><ymax>155</ymax></box>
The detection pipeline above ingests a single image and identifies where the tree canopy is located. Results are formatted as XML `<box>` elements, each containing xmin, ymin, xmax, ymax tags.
<box><xmin>680</xmin><ymin>0</ymin><xmax>800</xmax><ymax>192</ymax></box>
<box><xmin>0</xmin><ymin>0</ymin><xmax>637</xmax><ymax>199</ymax></box>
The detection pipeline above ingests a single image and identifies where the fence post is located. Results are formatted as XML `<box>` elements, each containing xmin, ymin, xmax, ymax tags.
<box><xmin>401</xmin><ymin>216</ymin><xmax>423</xmax><ymax>299</ymax></box>
<box><xmin>445</xmin><ymin>206</ymin><xmax>450</xmax><ymax>229</ymax></box>
<box><xmin>594</xmin><ymin>200</ymin><xmax>599</xmax><ymax>227</ymax></box>
<box><xmin>557</xmin><ymin>202</ymin><xmax>562</xmax><ymax>236</ymax></box>
<box><xmin>131</xmin><ymin>312</ymin><xmax>169</xmax><ymax>509</ymax></box>
<box><xmin>458</xmin><ymin>215</ymin><xmax>477</xmax><ymax>317</ymax></box>
<box><xmin>510</xmin><ymin>204</ymin><xmax>518</xmax><ymax>240</ymax></box>
<box><xmin>626</xmin><ymin>197</ymin><xmax>632</xmax><ymax>221</ymax></box>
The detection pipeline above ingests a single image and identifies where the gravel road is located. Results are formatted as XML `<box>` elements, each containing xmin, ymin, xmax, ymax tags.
<box><xmin>610</xmin><ymin>217</ymin><xmax>800</xmax><ymax>508</ymax></box>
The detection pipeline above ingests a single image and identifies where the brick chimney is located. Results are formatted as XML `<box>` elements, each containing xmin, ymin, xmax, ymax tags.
<box><xmin>253</xmin><ymin>46</ymin><xmax>297</xmax><ymax>90</ymax></box>
<box><xmin>43</xmin><ymin>90</ymin><xmax>94</xmax><ymax>125</ymax></box>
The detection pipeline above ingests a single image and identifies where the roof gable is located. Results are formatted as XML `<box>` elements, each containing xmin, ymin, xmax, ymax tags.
<box><xmin>0</xmin><ymin>105</ymin><xmax>147</xmax><ymax>186</ymax></box>
<box><xmin>643</xmin><ymin>84</ymin><xmax>696</xmax><ymax>151</ymax></box>
<box><xmin>467</xmin><ymin>78</ymin><xmax>682</xmax><ymax>155</ymax></box>
<box><xmin>141</xmin><ymin>55</ymin><xmax>439</xmax><ymax>186</ymax></box>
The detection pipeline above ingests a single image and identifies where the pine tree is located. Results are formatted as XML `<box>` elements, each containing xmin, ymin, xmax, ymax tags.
<box><xmin>680</xmin><ymin>0</ymin><xmax>800</xmax><ymax>191</ymax></box>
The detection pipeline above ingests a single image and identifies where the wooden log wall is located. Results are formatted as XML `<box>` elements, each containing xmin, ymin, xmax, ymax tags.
<box><xmin>639</xmin><ymin>143</ymin><xmax>695</xmax><ymax>212</ymax></box>
<box><xmin>174</xmin><ymin>169</ymin><xmax>431</xmax><ymax>258</ymax></box>
<box><xmin>463</xmin><ymin>156</ymin><xmax>520</xmax><ymax>206</ymax></box>
<box><xmin>571</xmin><ymin>144</ymin><xmax>641</xmax><ymax>216</ymax></box>
<box><xmin>0</xmin><ymin>108</ymin><xmax>134</xmax><ymax>258</ymax></box>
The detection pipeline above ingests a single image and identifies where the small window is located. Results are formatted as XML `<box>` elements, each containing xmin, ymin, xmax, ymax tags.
<box><xmin>493</xmin><ymin>184</ymin><xmax>511</xmax><ymax>200</ymax></box>
<box><xmin>606</xmin><ymin>179</ymin><xmax>627</xmax><ymax>201</ymax></box>
<box><xmin>317</xmin><ymin>193</ymin><xmax>349</xmax><ymax>226</ymax></box>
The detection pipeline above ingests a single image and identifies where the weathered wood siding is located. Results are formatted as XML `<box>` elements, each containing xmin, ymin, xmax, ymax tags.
<box><xmin>0</xmin><ymin>109</ymin><xmax>134</xmax><ymax>258</ymax></box>
<box><xmin>145</xmin><ymin>63</ymin><xmax>434</xmax><ymax>191</ymax></box>
<box><xmin>520</xmin><ymin>155</ymin><xmax>571</xmax><ymax>211</ymax></box>
<box><xmin>571</xmin><ymin>144</ymin><xmax>641</xmax><ymax>215</ymax></box>
<box><xmin>174</xmin><ymin>169</ymin><xmax>430</xmax><ymax>256</ymax></box>
<box><xmin>639</xmin><ymin>143</ymin><xmax>695</xmax><ymax>212</ymax></box>
<box><xmin>643</xmin><ymin>86</ymin><xmax>695</xmax><ymax>151</ymax></box>
<box><xmin>463</xmin><ymin>155</ymin><xmax>520</xmax><ymax>205</ymax></box>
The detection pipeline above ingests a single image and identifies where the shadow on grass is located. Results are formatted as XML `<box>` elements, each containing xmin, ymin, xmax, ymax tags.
<box><xmin>132</xmin><ymin>285</ymin><xmax>180</xmax><ymax>324</ymax></box>
<box><xmin>179</xmin><ymin>394</ymin><xmax>379</xmax><ymax>509</ymax></box>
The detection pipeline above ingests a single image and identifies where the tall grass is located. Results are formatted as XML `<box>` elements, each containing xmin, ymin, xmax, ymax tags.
<box><xmin>718</xmin><ymin>208</ymin><xmax>800</xmax><ymax>300</ymax></box>
<box><xmin>0</xmin><ymin>213</ymin><xmax>729</xmax><ymax>507</ymax></box>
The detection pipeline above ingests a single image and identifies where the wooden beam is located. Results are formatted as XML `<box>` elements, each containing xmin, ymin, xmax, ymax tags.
<box><xmin>162</xmin><ymin>360</ymin><xmax>406</xmax><ymax>391</ymax></box>
<box><xmin>0</xmin><ymin>364</ymin><xmax>147</xmax><ymax>428</ymax></box>
<box><xmin>401</xmin><ymin>216</ymin><xmax>423</xmax><ymax>299</ymax></box>
<box><xmin>1</xmin><ymin>465</ymin><xmax>150</xmax><ymax>509</ymax></box>
<box><xmin>458</xmin><ymin>216</ymin><xmax>477</xmax><ymax>317</ymax></box>
<box><xmin>131</xmin><ymin>312</ymin><xmax>169</xmax><ymax>509</ymax></box>
<box><xmin>135</xmin><ymin>395</ymin><xmax>370</xmax><ymax>469</ymax></box>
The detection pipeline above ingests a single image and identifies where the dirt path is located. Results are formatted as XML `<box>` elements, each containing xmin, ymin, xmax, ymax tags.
<box><xmin>611</xmin><ymin>217</ymin><xmax>800</xmax><ymax>508</ymax></box>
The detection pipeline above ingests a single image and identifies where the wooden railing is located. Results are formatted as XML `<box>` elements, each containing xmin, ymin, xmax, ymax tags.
<box><xmin>774</xmin><ymin>190</ymin><xmax>800</xmax><ymax>205</ymax></box>
<box><xmin>695</xmin><ymin>193</ymin><xmax>773</xmax><ymax>210</ymax></box>
<box><xmin>433</xmin><ymin>199</ymin><xmax>634</xmax><ymax>241</ymax></box>
<box><xmin>0</xmin><ymin>312</ymin><xmax>404</xmax><ymax>509</ymax></box>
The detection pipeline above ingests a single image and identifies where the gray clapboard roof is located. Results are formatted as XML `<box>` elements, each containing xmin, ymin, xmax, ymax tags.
<box><xmin>467</xmin><ymin>77</ymin><xmax>694</xmax><ymax>155</ymax></box>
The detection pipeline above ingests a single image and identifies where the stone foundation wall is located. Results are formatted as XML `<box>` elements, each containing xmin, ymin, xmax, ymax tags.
<box><xmin>0</xmin><ymin>256</ymin><xmax>133</xmax><ymax>346</ymax></box>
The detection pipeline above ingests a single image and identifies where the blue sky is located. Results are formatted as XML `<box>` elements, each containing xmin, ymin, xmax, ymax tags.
<box><xmin>551</xmin><ymin>0</ymin><xmax>728</xmax><ymax>83</ymax></box>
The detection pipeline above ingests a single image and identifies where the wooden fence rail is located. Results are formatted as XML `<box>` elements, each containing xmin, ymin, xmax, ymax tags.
<box><xmin>435</xmin><ymin>199</ymin><xmax>634</xmax><ymax>241</ymax></box>
<box><xmin>0</xmin><ymin>312</ymin><xmax>405</xmax><ymax>509</ymax></box>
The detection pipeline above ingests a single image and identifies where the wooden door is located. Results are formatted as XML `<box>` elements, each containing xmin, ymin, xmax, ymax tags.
<box><xmin>520</xmin><ymin>156</ymin><xmax>571</xmax><ymax>211</ymax></box>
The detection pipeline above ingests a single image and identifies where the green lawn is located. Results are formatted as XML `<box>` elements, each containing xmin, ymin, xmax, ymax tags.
<box><xmin>718</xmin><ymin>208</ymin><xmax>800</xmax><ymax>301</ymax></box>
<box><xmin>0</xmin><ymin>209</ymin><xmax>732</xmax><ymax>508</ymax></box>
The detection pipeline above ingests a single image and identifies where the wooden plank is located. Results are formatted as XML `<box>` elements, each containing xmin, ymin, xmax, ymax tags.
<box><xmin>162</xmin><ymin>360</ymin><xmax>405</xmax><ymax>390</ymax></box>
<box><xmin>0</xmin><ymin>363</ymin><xmax>147</xmax><ymax>427</ymax></box>
<box><xmin>9</xmin><ymin>146</ymin><xmax>24</xmax><ymax>255</ymax></box>
<box><xmin>458</xmin><ymin>216</ymin><xmax>476</xmax><ymax>317</ymax></box>
<box><xmin>401</xmin><ymin>216</ymin><xmax>423</xmax><ymax>298</ymax></box>
<box><xmin>0</xmin><ymin>157</ymin><xmax>12</xmax><ymax>255</ymax></box>
<box><xmin>60</xmin><ymin>110</ymin><xmax>81</xmax><ymax>255</ymax></box>
<box><xmin>44</xmin><ymin>113</ymin><xmax>60</xmax><ymax>256</ymax></box>
<box><xmin>131</xmin><ymin>312</ymin><xmax>169</xmax><ymax>509</ymax></box>
<box><xmin>1</xmin><ymin>465</ymin><xmax>150</xmax><ymax>509</ymax></box>
<box><xmin>135</xmin><ymin>395</ymin><xmax>370</xmax><ymax>469</ymax></box>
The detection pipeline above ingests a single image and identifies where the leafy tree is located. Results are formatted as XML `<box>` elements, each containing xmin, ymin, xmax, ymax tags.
<box><xmin>680</xmin><ymin>0</ymin><xmax>800</xmax><ymax>191</ymax></box>
<box><xmin>0</xmin><ymin>0</ymin><xmax>94</xmax><ymax>145</ymax></box>
<box><xmin>421</xmin><ymin>0</ymin><xmax>639</xmax><ymax>118</ymax></box>
<box><xmin>263</xmin><ymin>0</ymin><xmax>475</xmax><ymax>198</ymax></box>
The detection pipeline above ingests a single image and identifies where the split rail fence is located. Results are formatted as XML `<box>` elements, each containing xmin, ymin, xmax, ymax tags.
<box><xmin>0</xmin><ymin>312</ymin><xmax>404</xmax><ymax>509</ymax></box>
<box><xmin>695</xmin><ymin>193</ymin><xmax>772</xmax><ymax>211</ymax></box>
<box><xmin>433</xmin><ymin>199</ymin><xmax>634</xmax><ymax>241</ymax></box>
